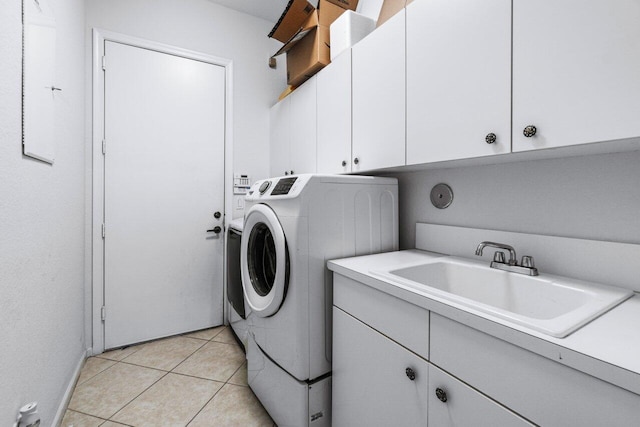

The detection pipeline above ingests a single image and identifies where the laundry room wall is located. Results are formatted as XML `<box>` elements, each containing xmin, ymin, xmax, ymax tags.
<box><xmin>0</xmin><ymin>0</ymin><xmax>87</xmax><ymax>425</ymax></box>
<box><xmin>85</xmin><ymin>0</ymin><xmax>286</xmax><ymax>217</ymax></box>
<box><xmin>384</xmin><ymin>150</ymin><xmax>640</xmax><ymax>251</ymax></box>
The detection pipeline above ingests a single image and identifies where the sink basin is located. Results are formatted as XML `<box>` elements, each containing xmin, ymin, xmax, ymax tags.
<box><xmin>372</xmin><ymin>257</ymin><xmax>633</xmax><ymax>337</ymax></box>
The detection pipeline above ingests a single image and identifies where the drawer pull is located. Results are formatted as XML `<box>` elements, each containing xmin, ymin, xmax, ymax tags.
<box><xmin>435</xmin><ymin>387</ymin><xmax>448</xmax><ymax>403</ymax></box>
<box><xmin>405</xmin><ymin>367</ymin><xmax>416</xmax><ymax>381</ymax></box>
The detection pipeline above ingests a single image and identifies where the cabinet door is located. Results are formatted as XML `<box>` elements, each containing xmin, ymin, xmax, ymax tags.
<box><xmin>317</xmin><ymin>50</ymin><xmax>352</xmax><ymax>174</ymax></box>
<box><xmin>269</xmin><ymin>96</ymin><xmax>291</xmax><ymax>178</ymax></box>
<box><xmin>289</xmin><ymin>76</ymin><xmax>317</xmax><ymax>175</ymax></box>
<box><xmin>406</xmin><ymin>0</ymin><xmax>511</xmax><ymax>164</ymax></box>
<box><xmin>513</xmin><ymin>0</ymin><xmax>640</xmax><ymax>151</ymax></box>
<box><xmin>332</xmin><ymin>307</ymin><xmax>429</xmax><ymax>427</ymax></box>
<box><xmin>352</xmin><ymin>11</ymin><xmax>406</xmax><ymax>172</ymax></box>
<box><xmin>429</xmin><ymin>364</ymin><xmax>534</xmax><ymax>427</ymax></box>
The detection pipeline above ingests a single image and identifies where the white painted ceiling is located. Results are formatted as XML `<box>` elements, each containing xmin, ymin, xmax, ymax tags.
<box><xmin>207</xmin><ymin>0</ymin><xmax>319</xmax><ymax>24</ymax></box>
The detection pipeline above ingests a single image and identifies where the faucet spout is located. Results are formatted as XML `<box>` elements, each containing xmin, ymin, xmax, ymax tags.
<box><xmin>475</xmin><ymin>241</ymin><xmax>517</xmax><ymax>265</ymax></box>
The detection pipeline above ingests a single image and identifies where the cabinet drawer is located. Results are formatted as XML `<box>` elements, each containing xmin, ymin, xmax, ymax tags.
<box><xmin>333</xmin><ymin>274</ymin><xmax>429</xmax><ymax>359</ymax></box>
<box><xmin>429</xmin><ymin>364</ymin><xmax>533</xmax><ymax>427</ymax></box>
<box><xmin>430</xmin><ymin>314</ymin><xmax>640</xmax><ymax>426</ymax></box>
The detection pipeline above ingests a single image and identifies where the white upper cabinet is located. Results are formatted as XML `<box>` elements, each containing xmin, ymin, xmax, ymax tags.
<box><xmin>289</xmin><ymin>76</ymin><xmax>317</xmax><ymax>174</ymax></box>
<box><xmin>352</xmin><ymin>10</ymin><xmax>406</xmax><ymax>172</ymax></box>
<box><xmin>269</xmin><ymin>96</ymin><xmax>291</xmax><ymax>178</ymax></box>
<box><xmin>317</xmin><ymin>50</ymin><xmax>352</xmax><ymax>174</ymax></box>
<box><xmin>269</xmin><ymin>77</ymin><xmax>317</xmax><ymax>178</ymax></box>
<box><xmin>513</xmin><ymin>0</ymin><xmax>640</xmax><ymax>152</ymax></box>
<box><xmin>406</xmin><ymin>0</ymin><xmax>512</xmax><ymax>164</ymax></box>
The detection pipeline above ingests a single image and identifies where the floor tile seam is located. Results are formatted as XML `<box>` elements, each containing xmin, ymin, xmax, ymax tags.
<box><xmin>77</xmin><ymin>359</ymin><xmax>119</xmax><ymax>386</ymax></box>
<box><xmin>99</xmin><ymin>419</ymin><xmax>134</xmax><ymax>427</ymax></box>
<box><xmin>118</xmin><ymin>336</ymin><xmax>207</xmax><ymax>366</ymax></box>
<box><xmin>106</xmin><ymin>369</ymin><xmax>171</xmax><ymax>422</ymax></box>
<box><xmin>166</xmin><ymin>370</ymin><xmax>228</xmax><ymax>385</ymax></box>
<box><xmin>184</xmin><ymin>381</ymin><xmax>228</xmax><ymax>426</ymax></box>
<box><xmin>170</xmin><ymin>338</ymin><xmax>227</xmax><ymax>373</ymax></box>
<box><xmin>117</xmin><ymin>359</ymin><xmax>172</xmax><ymax>373</ymax></box>
<box><xmin>64</xmin><ymin>408</ymin><xmax>109</xmax><ymax>422</ymax></box>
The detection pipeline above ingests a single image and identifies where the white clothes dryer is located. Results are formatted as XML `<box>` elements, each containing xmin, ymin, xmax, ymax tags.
<box><xmin>226</xmin><ymin>218</ymin><xmax>250</xmax><ymax>350</ymax></box>
<box><xmin>241</xmin><ymin>174</ymin><xmax>398</xmax><ymax>426</ymax></box>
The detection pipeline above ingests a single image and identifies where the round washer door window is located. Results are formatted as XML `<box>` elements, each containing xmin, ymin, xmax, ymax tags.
<box><xmin>241</xmin><ymin>204</ymin><xmax>289</xmax><ymax>317</ymax></box>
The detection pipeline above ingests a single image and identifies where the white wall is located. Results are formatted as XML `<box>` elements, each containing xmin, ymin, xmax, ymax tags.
<box><xmin>390</xmin><ymin>150</ymin><xmax>640</xmax><ymax>250</ymax></box>
<box><xmin>85</xmin><ymin>0</ymin><xmax>286</xmax><ymax>220</ymax></box>
<box><xmin>0</xmin><ymin>0</ymin><xmax>87</xmax><ymax>425</ymax></box>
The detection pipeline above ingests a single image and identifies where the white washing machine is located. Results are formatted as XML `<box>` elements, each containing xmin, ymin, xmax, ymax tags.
<box><xmin>226</xmin><ymin>218</ymin><xmax>250</xmax><ymax>350</ymax></box>
<box><xmin>241</xmin><ymin>174</ymin><xmax>398</xmax><ymax>426</ymax></box>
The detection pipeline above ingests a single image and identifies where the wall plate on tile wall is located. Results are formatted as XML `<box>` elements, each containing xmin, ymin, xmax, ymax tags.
<box><xmin>430</xmin><ymin>183</ymin><xmax>453</xmax><ymax>209</ymax></box>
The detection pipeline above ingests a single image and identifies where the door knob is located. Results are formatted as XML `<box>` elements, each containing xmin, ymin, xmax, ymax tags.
<box><xmin>214</xmin><ymin>211</ymin><xmax>221</xmax><ymax>219</ymax></box>
<box><xmin>485</xmin><ymin>133</ymin><xmax>497</xmax><ymax>144</ymax></box>
<box><xmin>206</xmin><ymin>226</ymin><xmax>222</xmax><ymax>234</ymax></box>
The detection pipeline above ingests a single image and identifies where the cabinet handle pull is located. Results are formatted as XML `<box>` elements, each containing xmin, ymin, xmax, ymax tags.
<box><xmin>523</xmin><ymin>125</ymin><xmax>537</xmax><ymax>138</ymax></box>
<box><xmin>342</xmin><ymin>160</ymin><xmax>347</xmax><ymax>167</ymax></box>
<box><xmin>485</xmin><ymin>133</ymin><xmax>497</xmax><ymax>144</ymax></box>
<box><xmin>435</xmin><ymin>387</ymin><xmax>448</xmax><ymax>403</ymax></box>
<box><xmin>290</xmin><ymin>170</ymin><xmax>295</xmax><ymax>175</ymax></box>
<box><xmin>284</xmin><ymin>171</ymin><xmax>289</xmax><ymax>176</ymax></box>
<box><xmin>405</xmin><ymin>367</ymin><xmax>416</xmax><ymax>381</ymax></box>
<box><xmin>353</xmin><ymin>157</ymin><xmax>360</xmax><ymax>165</ymax></box>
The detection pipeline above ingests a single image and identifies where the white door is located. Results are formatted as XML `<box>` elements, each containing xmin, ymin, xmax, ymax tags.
<box><xmin>103</xmin><ymin>41</ymin><xmax>226</xmax><ymax>349</ymax></box>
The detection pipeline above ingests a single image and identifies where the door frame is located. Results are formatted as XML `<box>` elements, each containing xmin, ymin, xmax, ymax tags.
<box><xmin>90</xmin><ymin>29</ymin><xmax>233</xmax><ymax>355</ymax></box>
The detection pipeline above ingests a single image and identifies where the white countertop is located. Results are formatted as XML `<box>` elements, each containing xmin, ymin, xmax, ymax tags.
<box><xmin>328</xmin><ymin>249</ymin><xmax>640</xmax><ymax>395</ymax></box>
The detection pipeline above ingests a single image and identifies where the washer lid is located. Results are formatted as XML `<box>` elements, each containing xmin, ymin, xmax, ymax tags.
<box><xmin>241</xmin><ymin>204</ymin><xmax>289</xmax><ymax>317</ymax></box>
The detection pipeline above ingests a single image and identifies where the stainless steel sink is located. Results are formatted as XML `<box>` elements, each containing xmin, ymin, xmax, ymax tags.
<box><xmin>372</xmin><ymin>257</ymin><xmax>633</xmax><ymax>337</ymax></box>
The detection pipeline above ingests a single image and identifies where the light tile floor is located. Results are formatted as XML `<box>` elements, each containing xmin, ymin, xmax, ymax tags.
<box><xmin>61</xmin><ymin>326</ymin><xmax>275</xmax><ymax>427</ymax></box>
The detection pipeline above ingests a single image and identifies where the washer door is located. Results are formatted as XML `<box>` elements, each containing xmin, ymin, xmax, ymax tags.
<box><xmin>241</xmin><ymin>203</ymin><xmax>289</xmax><ymax>317</ymax></box>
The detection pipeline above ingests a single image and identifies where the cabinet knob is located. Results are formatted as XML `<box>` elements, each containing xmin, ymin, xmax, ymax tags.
<box><xmin>290</xmin><ymin>170</ymin><xmax>295</xmax><ymax>175</ymax></box>
<box><xmin>523</xmin><ymin>125</ymin><xmax>537</xmax><ymax>138</ymax></box>
<box><xmin>485</xmin><ymin>133</ymin><xmax>497</xmax><ymax>144</ymax></box>
<box><xmin>342</xmin><ymin>160</ymin><xmax>347</xmax><ymax>167</ymax></box>
<box><xmin>353</xmin><ymin>157</ymin><xmax>360</xmax><ymax>165</ymax></box>
<box><xmin>405</xmin><ymin>367</ymin><xmax>416</xmax><ymax>381</ymax></box>
<box><xmin>284</xmin><ymin>171</ymin><xmax>289</xmax><ymax>176</ymax></box>
<box><xmin>435</xmin><ymin>388</ymin><xmax>448</xmax><ymax>403</ymax></box>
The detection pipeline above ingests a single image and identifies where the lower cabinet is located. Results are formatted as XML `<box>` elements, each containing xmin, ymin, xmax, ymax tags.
<box><xmin>332</xmin><ymin>307</ymin><xmax>429</xmax><ymax>427</ymax></box>
<box><xmin>332</xmin><ymin>304</ymin><xmax>532</xmax><ymax>426</ymax></box>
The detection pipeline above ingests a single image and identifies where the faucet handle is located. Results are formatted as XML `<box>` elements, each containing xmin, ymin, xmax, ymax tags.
<box><xmin>493</xmin><ymin>251</ymin><xmax>506</xmax><ymax>264</ymax></box>
<box><xmin>521</xmin><ymin>256</ymin><xmax>535</xmax><ymax>268</ymax></box>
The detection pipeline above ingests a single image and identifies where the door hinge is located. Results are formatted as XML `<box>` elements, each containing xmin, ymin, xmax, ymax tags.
<box><xmin>101</xmin><ymin>306</ymin><xmax>106</xmax><ymax>321</ymax></box>
<box><xmin>101</xmin><ymin>55</ymin><xmax>106</xmax><ymax>71</ymax></box>
<box><xmin>102</xmin><ymin>139</ymin><xmax>106</xmax><ymax>155</ymax></box>
<box><xmin>101</xmin><ymin>223</ymin><xmax>105</xmax><ymax>239</ymax></box>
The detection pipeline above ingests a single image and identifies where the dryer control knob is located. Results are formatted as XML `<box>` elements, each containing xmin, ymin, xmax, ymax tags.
<box><xmin>259</xmin><ymin>181</ymin><xmax>271</xmax><ymax>194</ymax></box>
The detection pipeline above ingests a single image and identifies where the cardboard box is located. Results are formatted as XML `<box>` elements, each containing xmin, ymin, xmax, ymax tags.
<box><xmin>287</xmin><ymin>25</ymin><xmax>331</xmax><ymax>86</ymax></box>
<box><xmin>325</xmin><ymin>0</ymin><xmax>359</xmax><ymax>11</ymax></box>
<box><xmin>330</xmin><ymin>10</ymin><xmax>376</xmax><ymax>60</ymax></box>
<box><xmin>377</xmin><ymin>0</ymin><xmax>406</xmax><ymax>27</ymax></box>
<box><xmin>318</xmin><ymin>0</ymin><xmax>348</xmax><ymax>26</ymax></box>
<box><xmin>269</xmin><ymin>0</ymin><xmax>316</xmax><ymax>43</ymax></box>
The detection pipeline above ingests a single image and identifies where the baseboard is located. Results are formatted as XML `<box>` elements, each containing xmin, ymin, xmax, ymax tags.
<box><xmin>51</xmin><ymin>349</ymin><xmax>88</xmax><ymax>427</ymax></box>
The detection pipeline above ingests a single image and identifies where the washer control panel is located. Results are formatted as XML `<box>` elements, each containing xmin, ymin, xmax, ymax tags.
<box><xmin>270</xmin><ymin>177</ymin><xmax>297</xmax><ymax>196</ymax></box>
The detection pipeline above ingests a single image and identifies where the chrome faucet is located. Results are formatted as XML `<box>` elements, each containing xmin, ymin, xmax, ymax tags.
<box><xmin>475</xmin><ymin>241</ymin><xmax>539</xmax><ymax>276</ymax></box>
